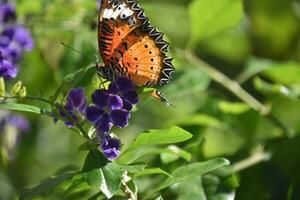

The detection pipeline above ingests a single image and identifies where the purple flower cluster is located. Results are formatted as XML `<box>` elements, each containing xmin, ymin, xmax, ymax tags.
<box><xmin>86</xmin><ymin>77</ymin><xmax>138</xmax><ymax>134</ymax></box>
<box><xmin>59</xmin><ymin>77</ymin><xmax>139</xmax><ymax>160</ymax></box>
<box><xmin>0</xmin><ymin>3</ymin><xmax>33</xmax><ymax>135</ymax></box>
<box><xmin>55</xmin><ymin>88</ymin><xmax>87</xmax><ymax>127</ymax></box>
<box><xmin>0</xmin><ymin>3</ymin><xmax>34</xmax><ymax>79</ymax></box>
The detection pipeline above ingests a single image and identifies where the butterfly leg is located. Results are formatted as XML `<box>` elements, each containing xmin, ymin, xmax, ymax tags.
<box><xmin>151</xmin><ymin>90</ymin><xmax>175</xmax><ymax>107</ymax></box>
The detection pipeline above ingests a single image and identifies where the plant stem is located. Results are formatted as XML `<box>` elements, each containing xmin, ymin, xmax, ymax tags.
<box><xmin>121</xmin><ymin>180</ymin><xmax>137</xmax><ymax>200</ymax></box>
<box><xmin>178</xmin><ymin>49</ymin><xmax>269</xmax><ymax>115</ymax></box>
<box><xmin>2</xmin><ymin>95</ymin><xmax>90</xmax><ymax>139</ymax></box>
<box><xmin>232</xmin><ymin>151</ymin><xmax>271</xmax><ymax>172</ymax></box>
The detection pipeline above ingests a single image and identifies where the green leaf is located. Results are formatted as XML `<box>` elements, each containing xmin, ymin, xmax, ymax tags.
<box><xmin>118</xmin><ymin>146</ymin><xmax>192</xmax><ymax>165</ymax></box>
<box><xmin>188</xmin><ymin>0</ymin><xmax>243</xmax><ymax>47</ymax></box>
<box><xmin>146</xmin><ymin>158</ymin><xmax>230</xmax><ymax>198</ymax></box>
<box><xmin>117</xmin><ymin>126</ymin><xmax>192</xmax><ymax>164</ymax></box>
<box><xmin>0</xmin><ymin>103</ymin><xmax>45</xmax><ymax>114</ymax></box>
<box><xmin>82</xmin><ymin>150</ymin><xmax>123</xmax><ymax>199</ymax></box>
<box><xmin>119</xmin><ymin>164</ymin><xmax>147</xmax><ymax>173</ymax></box>
<box><xmin>155</xmin><ymin>196</ymin><xmax>164</xmax><ymax>200</ymax></box>
<box><xmin>160</xmin><ymin>145</ymin><xmax>192</xmax><ymax>164</ymax></box>
<box><xmin>218</xmin><ymin>101</ymin><xmax>250</xmax><ymax>114</ymax></box>
<box><xmin>262</xmin><ymin>61</ymin><xmax>300</xmax><ymax>86</ymax></box>
<box><xmin>20</xmin><ymin>173</ymin><xmax>75</xmax><ymax>199</ymax></box>
<box><xmin>129</xmin><ymin>126</ymin><xmax>192</xmax><ymax>150</ymax></box>
<box><xmin>117</xmin><ymin>147</ymin><xmax>160</xmax><ymax>165</ymax></box>
<box><xmin>135</xmin><ymin>168</ymin><xmax>172</xmax><ymax>178</ymax></box>
<box><xmin>253</xmin><ymin>77</ymin><xmax>299</xmax><ymax>99</ymax></box>
<box><xmin>237</xmin><ymin>57</ymin><xmax>273</xmax><ymax>83</ymax></box>
<box><xmin>179</xmin><ymin>114</ymin><xmax>226</xmax><ymax>129</ymax></box>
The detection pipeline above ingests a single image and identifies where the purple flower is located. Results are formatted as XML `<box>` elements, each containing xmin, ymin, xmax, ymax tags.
<box><xmin>7</xmin><ymin>114</ymin><xmax>30</xmax><ymax>132</ymax></box>
<box><xmin>0</xmin><ymin>26</ymin><xmax>33</xmax><ymax>62</ymax></box>
<box><xmin>56</xmin><ymin>88</ymin><xmax>87</xmax><ymax>128</ymax></box>
<box><xmin>65</xmin><ymin>88</ymin><xmax>87</xmax><ymax>112</ymax></box>
<box><xmin>13</xmin><ymin>26</ymin><xmax>34</xmax><ymax>51</ymax></box>
<box><xmin>0</xmin><ymin>3</ymin><xmax>34</xmax><ymax>79</ymax></box>
<box><xmin>86</xmin><ymin>89</ymin><xmax>131</xmax><ymax>133</ymax></box>
<box><xmin>0</xmin><ymin>55</ymin><xmax>17</xmax><ymax>78</ymax></box>
<box><xmin>0</xmin><ymin>113</ymin><xmax>29</xmax><ymax>133</ymax></box>
<box><xmin>100</xmin><ymin>135</ymin><xmax>121</xmax><ymax>160</ymax></box>
<box><xmin>108</xmin><ymin>77</ymin><xmax>139</xmax><ymax>111</ymax></box>
<box><xmin>0</xmin><ymin>3</ymin><xmax>16</xmax><ymax>23</ymax></box>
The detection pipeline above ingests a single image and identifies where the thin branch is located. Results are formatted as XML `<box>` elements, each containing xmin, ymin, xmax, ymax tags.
<box><xmin>233</xmin><ymin>151</ymin><xmax>271</xmax><ymax>172</ymax></box>
<box><xmin>177</xmin><ymin>49</ymin><xmax>269</xmax><ymax>115</ymax></box>
<box><xmin>177</xmin><ymin>49</ymin><xmax>294</xmax><ymax>138</ymax></box>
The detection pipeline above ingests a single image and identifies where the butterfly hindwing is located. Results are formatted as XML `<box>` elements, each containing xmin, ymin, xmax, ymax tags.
<box><xmin>98</xmin><ymin>0</ymin><xmax>174</xmax><ymax>87</ymax></box>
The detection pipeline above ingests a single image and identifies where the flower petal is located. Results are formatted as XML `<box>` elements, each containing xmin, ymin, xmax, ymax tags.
<box><xmin>0</xmin><ymin>4</ymin><xmax>16</xmax><ymax>23</ymax></box>
<box><xmin>13</xmin><ymin>26</ymin><xmax>34</xmax><ymax>50</ymax></box>
<box><xmin>123</xmin><ymin>100</ymin><xmax>133</xmax><ymax>111</ymax></box>
<box><xmin>0</xmin><ymin>58</ymin><xmax>17</xmax><ymax>79</ymax></box>
<box><xmin>7</xmin><ymin>114</ymin><xmax>29</xmax><ymax>132</ymax></box>
<box><xmin>115</xmin><ymin>77</ymin><xmax>135</xmax><ymax>92</ymax></box>
<box><xmin>107</xmin><ymin>83</ymin><xmax>118</xmax><ymax>94</ymax></box>
<box><xmin>96</xmin><ymin>113</ymin><xmax>113</xmax><ymax>133</ymax></box>
<box><xmin>107</xmin><ymin>94</ymin><xmax>123</xmax><ymax>110</ymax></box>
<box><xmin>123</xmin><ymin>90</ymin><xmax>139</xmax><ymax>105</ymax></box>
<box><xmin>101</xmin><ymin>136</ymin><xmax>121</xmax><ymax>160</ymax></box>
<box><xmin>86</xmin><ymin>106</ymin><xmax>104</xmax><ymax>123</ymax></box>
<box><xmin>92</xmin><ymin>90</ymin><xmax>109</xmax><ymax>108</ymax></box>
<box><xmin>67</xmin><ymin>88</ymin><xmax>87</xmax><ymax>112</ymax></box>
<box><xmin>110</xmin><ymin>110</ymin><xmax>130</xmax><ymax>128</ymax></box>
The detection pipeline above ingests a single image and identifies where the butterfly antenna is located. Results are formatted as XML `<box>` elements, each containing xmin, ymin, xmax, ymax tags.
<box><xmin>60</xmin><ymin>42</ymin><xmax>85</xmax><ymax>58</ymax></box>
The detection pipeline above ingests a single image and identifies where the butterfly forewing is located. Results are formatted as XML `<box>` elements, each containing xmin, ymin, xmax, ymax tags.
<box><xmin>98</xmin><ymin>0</ymin><xmax>174</xmax><ymax>87</ymax></box>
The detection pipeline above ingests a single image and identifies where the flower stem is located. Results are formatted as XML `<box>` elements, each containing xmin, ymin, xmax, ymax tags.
<box><xmin>121</xmin><ymin>180</ymin><xmax>137</xmax><ymax>200</ymax></box>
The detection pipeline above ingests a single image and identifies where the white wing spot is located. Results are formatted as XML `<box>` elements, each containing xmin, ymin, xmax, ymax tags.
<box><xmin>120</xmin><ymin>8</ymin><xmax>134</xmax><ymax>20</ymax></box>
<box><xmin>103</xmin><ymin>8</ymin><xmax>114</xmax><ymax>19</ymax></box>
<box><xmin>111</xmin><ymin>3</ymin><xmax>127</xmax><ymax>19</ymax></box>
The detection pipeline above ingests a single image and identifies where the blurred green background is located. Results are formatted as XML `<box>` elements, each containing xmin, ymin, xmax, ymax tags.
<box><xmin>1</xmin><ymin>0</ymin><xmax>300</xmax><ymax>199</ymax></box>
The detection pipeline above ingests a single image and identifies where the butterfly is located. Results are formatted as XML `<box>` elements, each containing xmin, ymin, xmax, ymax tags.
<box><xmin>97</xmin><ymin>0</ymin><xmax>175</xmax><ymax>105</ymax></box>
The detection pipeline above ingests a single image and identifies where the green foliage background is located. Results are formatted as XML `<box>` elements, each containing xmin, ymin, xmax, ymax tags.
<box><xmin>1</xmin><ymin>0</ymin><xmax>300</xmax><ymax>199</ymax></box>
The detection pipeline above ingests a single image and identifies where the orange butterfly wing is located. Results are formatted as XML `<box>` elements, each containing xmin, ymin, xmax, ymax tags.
<box><xmin>98</xmin><ymin>0</ymin><xmax>174</xmax><ymax>87</ymax></box>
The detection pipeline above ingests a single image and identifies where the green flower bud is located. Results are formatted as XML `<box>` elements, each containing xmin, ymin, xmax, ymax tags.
<box><xmin>19</xmin><ymin>86</ymin><xmax>27</xmax><ymax>97</ymax></box>
<box><xmin>11</xmin><ymin>81</ymin><xmax>22</xmax><ymax>96</ymax></box>
<box><xmin>0</xmin><ymin>78</ymin><xmax>5</xmax><ymax>97</ymax></box>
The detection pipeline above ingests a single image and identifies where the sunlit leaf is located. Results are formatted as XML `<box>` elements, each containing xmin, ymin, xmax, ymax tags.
<box><xmin>179</xmin><ymin>114</ymin><xmax>226</xmax><ymax>128</ymax></box>
<box><xmin>118</xmin><ymin>126</ymin><xmax>192</xmax><ymax>163</ymax></box>
<box><xmin>135</xmin><ymin>168</ymin><xmax>172</xmax><ymax>178</ymax></box>
<box><xmin>119</xmin><ymin>164</ymin><xmax>147</xmax><ymax>174</ymax></box>
<box><xmin>155</xmin><ymin>195</ymin><xmax>164</xmax><ymax>200</ymax></box>
<box><xmin>218</xmin><ymin>101</ymin><xmax>250</xmax><ymax>114</ymax></box>
<box><xmin>146</xmin><ymin>158</ymin><xmax>230</xmax><ymax>198</ymax></box>
<box><xmin>160</xmin><ymin>145</ymin><xmax>192</xmax><ymax>164</ymax></box>
<box><xmin>262</xmin><ymin>61</ymin><xmax>300</xmax><ymax>86</ymax></box>
<box><xmin>128</xmin><ymin>126</ymin><xmax>192</xmax><ymax>150</ymax></box>
<box><xmin>188</xmin><ymin>0</ymin><xmax>243</xmax><ymax>47</ymax></box>
<box><xmin>82</xmin><ymin>150</ymin><xmax>123</xmax><ymax>199</ymax></box>
<box><xmin>0</xmin><ymin>103</ymin><xmax>45</xmax><ymax>115</ymax></box>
